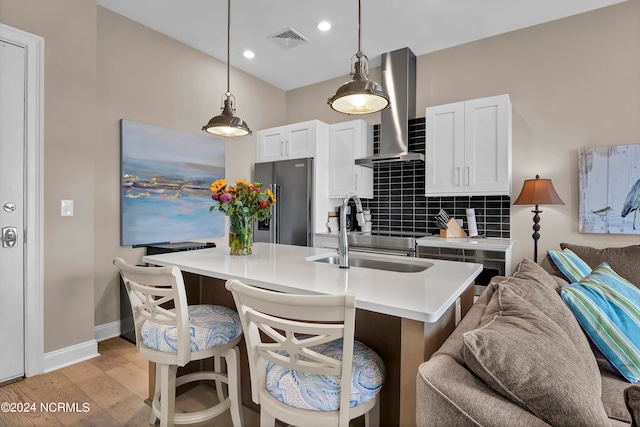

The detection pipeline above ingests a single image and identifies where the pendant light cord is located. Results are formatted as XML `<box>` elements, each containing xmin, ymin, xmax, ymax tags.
<box><xmin>357</xmin><ymin>0</ymin><xmax>362</xmax><ymax>57</ymax></box>
<box><xmin>226</xmin><ymin>0</ymin><xmax>231</xmax><ymax>95</ymax></box>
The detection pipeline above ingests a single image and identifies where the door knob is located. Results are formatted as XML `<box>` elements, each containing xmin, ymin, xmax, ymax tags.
<box><xmin>1</xmin><ymin>227</ymin><xmax>17</xmax><ymax>248</ymax></box>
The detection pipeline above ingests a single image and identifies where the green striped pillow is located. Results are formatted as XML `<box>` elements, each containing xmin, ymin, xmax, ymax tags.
<box><xmin>561</xmin><ymin>263</ymin><xmax>640</xmax><ymax>383</ymax></box>
<box><xmin>548</xmin><ymin>248</ymin><xmax>592</xmax><ymax>283</ymax></box>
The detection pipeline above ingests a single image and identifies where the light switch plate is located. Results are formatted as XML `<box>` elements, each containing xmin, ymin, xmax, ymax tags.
<box><xmin>61</xmin><ymin>200</ymin><xmax>73</xmax><ymax>216</ymax></box>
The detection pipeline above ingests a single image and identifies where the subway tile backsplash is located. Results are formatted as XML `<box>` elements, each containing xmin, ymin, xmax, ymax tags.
<box><xmin>365</xmin><ymin>118</ymin><xmax>511</xmax><ymax>238</ymax></box>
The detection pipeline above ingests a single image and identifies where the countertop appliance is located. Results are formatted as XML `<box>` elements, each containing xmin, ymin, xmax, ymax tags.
<box><xmin>254</xmin><ymin>158</ymin><xmax>314</xmax><ymax>247</ymax></box>
<box><xmin>348</xmin><ymin>230</ymin><xmax>430</xmax><ymax>257</ymax></box>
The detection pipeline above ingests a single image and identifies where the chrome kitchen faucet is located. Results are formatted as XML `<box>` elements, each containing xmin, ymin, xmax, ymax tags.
<box><xmin>339</xmin><ymin>192</ymin><xmax>365</xmax><ymax>268</ymax></box>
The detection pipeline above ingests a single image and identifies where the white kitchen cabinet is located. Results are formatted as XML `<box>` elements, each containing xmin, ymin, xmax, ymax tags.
<box><xmin>256</xmin><ymin>120</ymin><xmax>323</xmax><ymax>162</ymax></box>
<box><xmin>425</xmin><ymin>94</ymin><xmax>511</xmax><ymax>196</ymax></box>
<box><xmin>328</xmin><ymin>120</ymin><xmax>374</xmax><ymax>199</ymax></box>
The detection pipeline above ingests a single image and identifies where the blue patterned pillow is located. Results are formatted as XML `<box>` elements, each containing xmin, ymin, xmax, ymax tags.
<box><xmin>265</xmin><ymin>338</ymin><xmax>385</xmax><ymax>411</ymax></box>
<box><xmin>548</xmin><ymin>248</ymin><xmax>592</xmax><ymax>283</ymax></box>
<box><xmin>142</xmin><ymin>305</ymin><xmax>242</xmax><ymax>352</ymax></box>
<box><xmin>561</xmin><ymin>263</ymin><xmax>640</xmax><ymax>383</ymax></box>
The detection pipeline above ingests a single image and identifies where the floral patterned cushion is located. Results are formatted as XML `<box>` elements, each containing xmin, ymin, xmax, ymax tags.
<box><xmin>265</xmin><ymin>338</ymin><xmax>385</xmax><ymax>412</ymax></box>
<box><xmin>141</xmin><ymin>305</ymin><xmax>242</xmax><ymax>352</ymax></box>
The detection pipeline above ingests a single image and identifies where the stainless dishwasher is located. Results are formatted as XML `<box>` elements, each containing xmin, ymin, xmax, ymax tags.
<box><xmin>416</xmin><ymin>246</ymin><xmax>507</xmax><ymax>295</ymax></box>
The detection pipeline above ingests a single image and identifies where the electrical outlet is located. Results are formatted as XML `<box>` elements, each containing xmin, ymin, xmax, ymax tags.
<box><xmin>61</xmin><ymin>200</ymin><xmax>73</xmax><ymax>216</ymax></box>
<box><xmin>455</xmin><ymin>297</ymin><xmax>462</xmax><ymax>326</ymax></box>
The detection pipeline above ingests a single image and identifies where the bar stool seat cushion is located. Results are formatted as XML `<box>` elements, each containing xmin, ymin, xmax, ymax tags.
<box><xmin>142</xmin><ymin>305</ymin><xmax>242</xmax><ymax>352</ymax></box>
<box><xmin>265</xmin><ymin>338</ymin><xmax>385</xmax><ymax>412</ymax></box>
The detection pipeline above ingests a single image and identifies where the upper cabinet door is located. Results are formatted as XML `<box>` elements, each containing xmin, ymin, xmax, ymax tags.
<box><xmin>257</xmin><ymin>126</ymin><xmax>286</xmax><ymax>163</ymax></box>
<box><xmin>286</xmin><ymin>121</ymin><xmax>317</xmax><ymax>160</ymax></box>
<box><xmin>425</xmin><ymin>94</ymin><xmax>511</xmax><ymax>196</ymax></box>
<box><xmin>425</xmin><ymin>102</ymin><xmax>465</xmax><ymax>195</ymax></box>
<box><xmin>328</xmin><ymin>120</ymin><xmax>373</xmax><ymax>199</ymax></box>
<box><xmin>464</xmin><ymin>95</ymin><xmax>511</xmax><ymax>195</ymax></box>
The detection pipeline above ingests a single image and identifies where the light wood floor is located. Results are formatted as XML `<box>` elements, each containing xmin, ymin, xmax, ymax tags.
<box><xmin>0</xmin><ymin>337</ymin><xmax>259</xmax><ymax>427</ymax></box>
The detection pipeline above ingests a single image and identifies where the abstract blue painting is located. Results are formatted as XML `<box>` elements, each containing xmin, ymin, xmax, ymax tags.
<box><xmin>120</xmin><ymin>119</ymin><xmax>225</xmax><ymax>246</ymax></box>
<box><xmin>579</xmin><ymin>144</ymin><xmax>640</xmax><ymax>234</ymax></box>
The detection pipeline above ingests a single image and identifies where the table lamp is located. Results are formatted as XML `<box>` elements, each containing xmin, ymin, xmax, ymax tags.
<box><xmin>513</xmin><ymin>175</ymin><xmax>565</xmax><ymax>262</ymax></box>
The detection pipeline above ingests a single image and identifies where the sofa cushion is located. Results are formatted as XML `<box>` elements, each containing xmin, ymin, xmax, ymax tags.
<box><xmin>548</xmin><ymin>248</ymin><xmax>593</xmax><ymax>283</ymax></box>
<box><xmin>561</xmin><ymin>263</ymin><xmax>640</xmax><ymax>383</ymax></box>
<box><xmin>625</xmin><ymin>386</ymin><xmax>640</xmax><ymax>427</ymax></box>
<box><xmin>560</xmin><ymin>243</ymin><xmax>640</xmax><ymax>288</ymax></box>
<box><xmin>601</xmin><ymin>360</ymin><xmax>634</xmax><ymax>423</ymax></box>
<box><xmin>463</xmin><ymin>286</ymin><xmax>609</xmax><ymax>426</ymax></box>
<box><xmin>485</xmin><ymin>258</ymin><xmax>597</xmax><ymax>373</ymax></box>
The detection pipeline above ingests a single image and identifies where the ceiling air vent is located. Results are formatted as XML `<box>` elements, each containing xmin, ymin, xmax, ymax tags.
<box><xmin>269</xmin><ymin>27</ymin><xmax>309</xmax><ymax>49</ymax></box>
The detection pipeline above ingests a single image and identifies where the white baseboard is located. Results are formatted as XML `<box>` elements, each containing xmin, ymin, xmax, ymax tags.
<box><xmin>94</xmin><ymin>320</ymin><xmax>121</xmax><ymax>342</ymax></box>
<box><xmin>44</xmin><ymin>340</ymin><xmax>99</xmax><ymax>373</ymax></box>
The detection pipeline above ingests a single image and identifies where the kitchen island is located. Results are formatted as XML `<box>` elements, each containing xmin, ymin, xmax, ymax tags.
<box><xmin>142</xmin><ymin>242</ymin><xmax>482</xmax><ymax>427</ymax></box>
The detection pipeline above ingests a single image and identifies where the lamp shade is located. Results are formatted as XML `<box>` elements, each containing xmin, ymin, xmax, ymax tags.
<box><xmin>203</xmin><ymin>96</ymin><xmax>251</xmax><ymax>137</ymax></box>
<box><xmin>328</xmin><ymin>58</ymin><xmax>390</xmax><ymax>115</ymax></box>
<box><xmin>513</xmin><ymin>175</ymin><xmax>565</xmax><ymax>206</ymax></box>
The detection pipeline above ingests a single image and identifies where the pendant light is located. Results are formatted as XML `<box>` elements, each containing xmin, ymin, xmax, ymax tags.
<box><xmin>328</xmin><ymin>0</ymin><xmax>390</xmax><ymax>115</ymax></box>
<box><xmin>202</xmin><ymin>0</ymin><xmax>251</xmax><ymax>137</ymax></box>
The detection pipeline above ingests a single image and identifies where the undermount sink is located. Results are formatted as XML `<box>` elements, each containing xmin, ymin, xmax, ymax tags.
<box><xmin>306</xmin><ymin>253</ymin><xmax>433</xmax><ymax>273</ymax></box>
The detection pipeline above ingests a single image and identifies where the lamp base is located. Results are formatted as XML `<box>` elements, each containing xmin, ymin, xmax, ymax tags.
<box><xmin>531</xmin><ymin>206</ymin><xmax>542</xmax><ymax>263</ymax></box>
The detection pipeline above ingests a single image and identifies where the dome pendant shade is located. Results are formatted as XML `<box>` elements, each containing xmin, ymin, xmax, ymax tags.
<box><xmin>328</xmin><ymin>58</ymin><xmax>390</xmax><ymax>115</ymax></box>
<box><xmin>203</xmin><ymin>95</ymin><xmax>251</xmax><ymax>137</ymax></box>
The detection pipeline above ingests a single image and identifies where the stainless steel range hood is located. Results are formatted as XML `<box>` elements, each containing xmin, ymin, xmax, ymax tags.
<box><xmin>355</xmin><ymin>47</ymin><xmax>424</xmax><ymax>166</ymax></box>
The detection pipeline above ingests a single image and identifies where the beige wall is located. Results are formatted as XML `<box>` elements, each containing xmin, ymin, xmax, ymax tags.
<box><xmin>95</xmin><ymin>8</ymin><xmax>286</xmax><ymax>327</ymax></box>
<box><xmin>0</xmin><ymin>0</ymin><xmax>97</xmax><ymax>352</ymax></box>
<box><xmin>287</xmin><ymin>0</ymin><xmax>640</xmax><ymax>265</ymax></box>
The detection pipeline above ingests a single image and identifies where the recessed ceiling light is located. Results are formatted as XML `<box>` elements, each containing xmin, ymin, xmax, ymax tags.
<box><xmin>317</xmin><ymin>21</ymin><xmax>331</xmax><ymax>32</ymax></box>
<box><xmin>243</xmin><ymin>50</ymin><xmax>255</xmax><ymax>59</ymax></box>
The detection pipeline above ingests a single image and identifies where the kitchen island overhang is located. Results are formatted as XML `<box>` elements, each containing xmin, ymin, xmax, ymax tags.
<box><xmin>142</xmin><ymin>242</ymin><xmax>482</xmax><ymax>324</ymax></box>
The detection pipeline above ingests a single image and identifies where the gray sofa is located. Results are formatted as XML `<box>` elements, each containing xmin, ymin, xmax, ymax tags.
<box><xmin>417</xmin><ymin>243</ymin><xmax>640</xmax><ymax>427</ymax></box>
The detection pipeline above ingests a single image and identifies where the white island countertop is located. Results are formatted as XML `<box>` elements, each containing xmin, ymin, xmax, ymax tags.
<box><xmin>142</xmin><ymin>242</ymin><xmax>482</xmax><ymax>323</ymax></box>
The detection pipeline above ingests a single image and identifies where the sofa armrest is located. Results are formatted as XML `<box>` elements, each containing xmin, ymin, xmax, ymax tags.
<box><xmin>417</xmin><ymin>354</ymin><xmax>550</xmax><ymax>427</ymax></box>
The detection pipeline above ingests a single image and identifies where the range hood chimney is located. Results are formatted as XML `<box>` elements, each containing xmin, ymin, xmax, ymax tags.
<box><xmin>355</xmin><ymin>47</ymin><xmax>424</xmax><ymax>165</ymax></box>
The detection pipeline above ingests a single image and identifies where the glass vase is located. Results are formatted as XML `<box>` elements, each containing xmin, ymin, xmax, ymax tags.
<box><xmin>229</xmin><ymin>215</ymin><xmax>252</xmax><ymax>255</ymax></box>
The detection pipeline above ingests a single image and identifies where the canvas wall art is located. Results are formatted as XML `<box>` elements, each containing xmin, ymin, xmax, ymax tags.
<box><xmin>120</xmin><ymin>119</ymin><xmax>225</xmax><ymax>246</ymax></box>
<box><xmin>579</xmin><ymin>144</ymin><xmax>640</xmax><ymax>234</ymax></box>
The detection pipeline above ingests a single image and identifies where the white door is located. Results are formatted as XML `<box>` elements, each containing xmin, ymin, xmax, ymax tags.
<box><xmin>0</xmin><ymin>39</ymin><xmax>26</xmax><ymax>383</ymax></box>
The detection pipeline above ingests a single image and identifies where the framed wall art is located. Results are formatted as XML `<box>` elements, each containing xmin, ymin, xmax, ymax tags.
<box><xmin>579</xmin><ymin>144</ymin><xmax>640</xmax><ymax>234</ymax></box>
<box><xmin>120</xmin><ymin>119</ymin><xmax>225</xmax><ymax>246</ymax></box>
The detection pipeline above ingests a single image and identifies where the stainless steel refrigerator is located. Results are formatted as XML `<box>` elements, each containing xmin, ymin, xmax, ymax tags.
<box><xmin>253</xmin><ymin>158</ymin><xmax>314</xmax><ymax>246</ymax></box>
